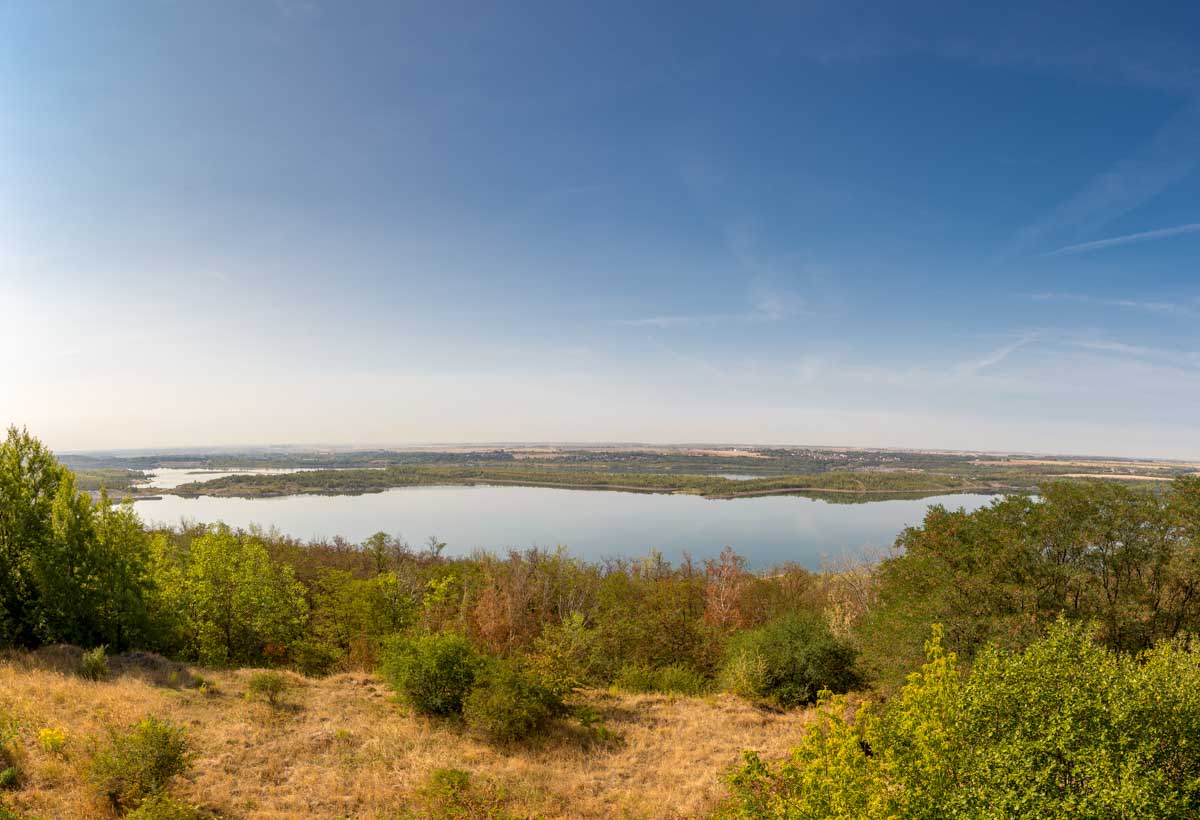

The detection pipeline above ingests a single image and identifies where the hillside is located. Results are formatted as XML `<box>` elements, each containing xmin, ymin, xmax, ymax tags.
<box><xmin>0</xmin><ymin>648</ymin><xmax>814</xmax><ymax>819</ymax></box>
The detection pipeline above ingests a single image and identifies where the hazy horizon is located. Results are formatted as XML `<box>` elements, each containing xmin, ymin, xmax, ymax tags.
<box><xmin>5</xmin><ymin>2</ymin><xmax>1200</xmax><ymax>458</ymax></box>
<box><xmin>56</xmin><ymin>438</ymin><xmax>1198</xmax><ymax>465</ymax></box>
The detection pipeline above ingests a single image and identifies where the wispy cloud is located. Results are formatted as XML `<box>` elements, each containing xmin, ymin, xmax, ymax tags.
<box><xmin>952</xmin><ymin>335</ymin><xmax>1038</xmax><ymax>379</ymax></box>
<box><xmin>1047</xmin><ymin>222</ymin><xmax>1200</xmax><ymax>256</ymax></box>
<box><xmin>844</xmin><ymin>334</ymin><xmax>1041</xmax><ymax>393</ymax></box>
<box><xmin>1032</xmin><ymin>292</ymin><xmax>1198</xmax><ymax>317</ymax></box>
<box><xmin>1067</xmin><ymin>338</ymin><xmax>1200</xmax><ymax>371</ymax></box>
<box><xmin>612</xmin><ymin>282</ymin><xmax>807</xmax><ymax>329</ymax></box>
<box><xmin>611</xmin><ymin>308</ymin><xmax>788</xmax><ymax>328</ymax></box>
<box><xmin>1010</xmin><ymin>100</ymin><xmax>1200</xmax><ymax>256</ymax></box>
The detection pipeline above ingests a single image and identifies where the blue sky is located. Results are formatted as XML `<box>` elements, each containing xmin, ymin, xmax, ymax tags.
<box><xmin>3</xmin><ymin>1</ymin><xmax>1200</xmax><ymax>456</ymax></box>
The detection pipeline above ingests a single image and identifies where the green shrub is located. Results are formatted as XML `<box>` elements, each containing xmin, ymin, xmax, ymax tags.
<box><xmin>79</xmin><ymin>646</ymin><xmax>109</xmax><ymax>681</ymax></box>
<box><xmin>405</xmin><ymin>768</ymin><xmax>515</xmax><ymax>819</ymax></box>
<box><xmin>380</xmin><ymin>633</ymin><xmax>483</xmax><ymax>716</ymax></box>
<box><xmin>89</xmin><ymin>717</ymin><xmax>191</xmax><ymax>810</ymax></box>
<box><xmin>651</xmin><ymin>664</ymin><xmax>709</xmax><ymax>695</ymax></box>
<box><xmin>462</xmin><ymin>660</ymin><xmax>564</xmax><ymax>742</ymax></box>
<box><xmin>125</xmin><ymin>794</ymin><xmax>207</xmax><ymax>820</ymax></box>
<box><xmin>528</xmin><ymin>613</ymin><xmax>602</xmax><ymax>696</ymax></box>
<box><xmin>614</xmin><ymin>664</ymin><xmax>709</xmax><ymax>695</ymax></box>
<box><xmin>612</xmin><ymin>664</ymin><xmax>656</xmax><ymax>693</ymax></box>
<box><xmin>720</xmin><ymin>613</ymin><xmax>858</xmax><ymax>707</ymax></box>
<box><xmin>289</xmin><ymin>639</ymin><xmax>344</xmax><ymax>677</ymax></box>
<box><xmin>723</xmin><ymin>621</ymin><xmax>1200</xmax><ymax>818</ymax></box>
<box><xmin>245</xmin><ymin>671</ymin><xmax>291</xmax><ymax>706</ymax></box>
<box><xmin>0</xmin><ymin>711</ymin><xmax>20</xmax><ymax>791</ymax></box>
<box><xmin>576</xmin><ymin>706</ymin><xmax>622</xmax><ymax>746</ymax></box>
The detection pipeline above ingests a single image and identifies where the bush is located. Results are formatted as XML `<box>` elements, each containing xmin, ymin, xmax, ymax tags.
<box><xmin>462</xmin><ymin>660</ymin><xmax>564</xmax><ymax>742</ymax></box>
<box><xmin>89</xmin><ymin>717</ymin><xmax>191</xmax><ymax>810</ymax></box>
<box><xmin>405</xmin><ymin>768</ymin><xmax>515</xmax><ymax>819</ymax></box>
<box><xmin>125</xmin><ymin>794</ymin><xmax>208</xmax><ymax>820</ymax></box>
<box><xmin>380</xmin><ymin>633</ymin><xmax>483</xmax><ymax>716</ymax></box>
<box><xmin>720</xmin><ymin>614</ymin><xmax>858</xmax><ymax>707</ymax></box>
<box><xmin>723</xmin><ymin>621</ymin><xmax>1200</xmax><ymax>818</ymax></box>
<box><xmin>528</xmin><ymin>613</ymin><xmax>602</xmax><ymax>696</ymax></box>
<box><xmin>0</xmin><ymin>711</ymin><xmax>20</xmax><ymax>791</ymax></box>
<box><xmin>79</xmin><ymin>646</ymin><xmax>109</xmax><ymax>681</ymax></box>
<box><xmin>614</xmin><ymin>664</ymin><xmax>709</xmax><ymax>695</ymax></box>
<box><xmin>289</xmin><ymin>639</ymin><xmax>344</xmax><ymax>677</ymax></box>
<box><xmin>245</xmin><ymin>671</ymin><xmax>291</xmax><ymax>706</ymax></box>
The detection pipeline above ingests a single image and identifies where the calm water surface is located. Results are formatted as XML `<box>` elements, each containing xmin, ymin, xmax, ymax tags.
<box><xmin>132</xmin><ymin>483</ymin><xmax>996</xmax><ymax>569</ymax></box>
<box><xmin>144</xmin><ymin>467</ymin><xmax>320</xmax><ymax>489</ymax></box>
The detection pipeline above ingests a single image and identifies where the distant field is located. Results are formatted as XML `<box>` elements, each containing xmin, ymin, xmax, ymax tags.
<box><xmin>168</xmin><ymin>464</ymin><xmax>992</xmax><ymax>499</ymax></box>
<box><xmin>66</xmin><ymin>444</ymin><xmax>1197</xmax><ymax>503</ymax></box>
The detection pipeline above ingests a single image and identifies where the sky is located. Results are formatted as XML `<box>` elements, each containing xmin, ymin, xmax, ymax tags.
<box><xmin>2</xmin><ymin>1</ymin><xmax>1200</xmax><ymax>457</ymax></box>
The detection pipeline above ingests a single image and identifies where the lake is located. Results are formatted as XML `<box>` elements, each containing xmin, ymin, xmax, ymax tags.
<box><xmin>143</xmin><ymin>467</ymin><xmax>325</xmax><ymax>489</ymax></box>
<box><xmin>131</xmin><ymin>480</ymin><xmax>998</xmax><ymax>569</ymax></box>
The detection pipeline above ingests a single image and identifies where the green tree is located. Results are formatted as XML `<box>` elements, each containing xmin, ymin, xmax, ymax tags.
<box><xmin>0</xmin><ymin>426</ymin><xmax>64</xmax><ymax>645</ymax></box>
<box><xmin>858</xmin><ymin>480</ymin><xmax>1200</xmax><ymax>683</ymax></box>
<box><xmin>361</xmin><ymin>531</ymin><xmax>408</xmax><ymax>576</ymax></box>
<box><xmin>179</xmin><ymin>527</ymin><xmax>308</xmax><ymax>665</ymax></box>
<box><xmin>90</xmin><ymin>497</ymin><xmax>157</xmax><ymax>649</ymax></box>
<box><xmin>300</xmin><ymin>567</ymin><xmax>416</xmax><ymax>673</ymax></box>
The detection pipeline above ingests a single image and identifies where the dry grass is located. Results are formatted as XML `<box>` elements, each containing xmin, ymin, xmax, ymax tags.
<box><xmin>0</xmin><ymin>651</ymin><xmax>816</xmax><ymax>819</ymax></box>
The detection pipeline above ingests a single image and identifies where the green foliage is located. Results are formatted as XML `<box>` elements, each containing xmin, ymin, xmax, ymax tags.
<box><xmin>89</xmin><ymin>716</ymin><xmax>192</xmax><ymax>811</ymax></box>
<box><xmin>720</xmin><ymin>613</ymin><xmax>859</xmax><ymax>707</ymax></box>
<box><xmin>124</xmin><ymin>794</ymin><xmax>207</xmax><ymax>820</ymax></box>
<box><xmin>380</xmin><ymin>632</ymin><xmax>483</xmax><ymax>716</ymax></box>
<box><xmin>613</xmin><ymin>664</ymin><xmax>710</xmax><ymax>695</ymax></box>
<box><xmin>300</xmin><ymin>567</ymin><xmax>415</xmax><ymax>674</ymax></box>
<box><xmin>0</xmin><ymin>426</ymin><xmax>64</xmax><ymax>647</ymax></box>
<box><xmin>78</xmin><ymin>645</ymin><xmax>109</xmax><ymax>681</ymax></box>
<box><xmin>859</xmin><ymin>479</ymin><xmax>1200</xmax><ymax>683</ymax></box>
<box><xmin>527</xmin><ymin>612</ymin><xmax>602</xmax><ymax>696</ymax></box>
<box><xmin>723</xmin><ymin>707</ymin><xmax>878</xmax><ymax>819</ymax></box>
<box><xmin>404</xmin><ymin>768</ymin><xmax>516</xmax><ymax>820</ymax></box>
<box><xmin>576</xmin><ymin>706</ymin><xmax>622</xmax><ymax>746</ymax></box>
<box><xmin>124</xmin><ymin>793</ymin><xmax>209</xmax><ymax>820</ymax></box>
<box><xmin>170</xmin><ymin>526</ymin><xmax>309</xmax><ymax>666</ymax></box>
<box><xmin>462</xmin><ymin>659</ymin><xmax>565</xmax><ymax>742</ymax></box>
<box><xmin>245</xmin><ymin>670</ymin><xmax>291</xmax><ymax>706</ymax></box>
<box><xmin>0</xmin><ymin>710</ymin><xmax>19</xmax><ymax>789</ymax></box>
<box><xmin>725</xmin><ymin>621</ymin><xmax>1200</xmax><ymax>818</ymax></box>
<box><xmin>0</xmin><ymin>427</ymin><xmax>157</xmax><ymax>650</ymax></box>
<box><xmin>593</xmin><ymin>569</ymin><xmax>719</xmax><ymax>678</ymax></box>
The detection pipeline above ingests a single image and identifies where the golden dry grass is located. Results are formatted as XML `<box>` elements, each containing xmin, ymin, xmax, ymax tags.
<box><xmin>0</xmin><ymin>650</ymin><xmax>815</xmax><ymax>819</ymax></box>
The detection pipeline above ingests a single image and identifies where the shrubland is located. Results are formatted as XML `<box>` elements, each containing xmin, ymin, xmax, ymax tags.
<box><xmin>2</xmin><ymin>424</ymin><xmax>1200</xmax><ymax>816</ymax></box>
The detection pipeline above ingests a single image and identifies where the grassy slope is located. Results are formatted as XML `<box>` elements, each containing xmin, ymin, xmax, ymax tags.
<box><xmin>0</xmin><ymin>649</ymin><xmax>815</xmax><ymax>819</ymax></box>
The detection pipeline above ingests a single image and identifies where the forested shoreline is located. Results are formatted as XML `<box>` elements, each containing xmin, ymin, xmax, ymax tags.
<box><xmin>169</xmin><ymin>464</ymin><xmax>994</xmax><ymax>499</ymax></box>
<box><xmin>3</xmin><ymin>424</ymin><xmax>1200</xmax><ymax>816</ymax></box>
